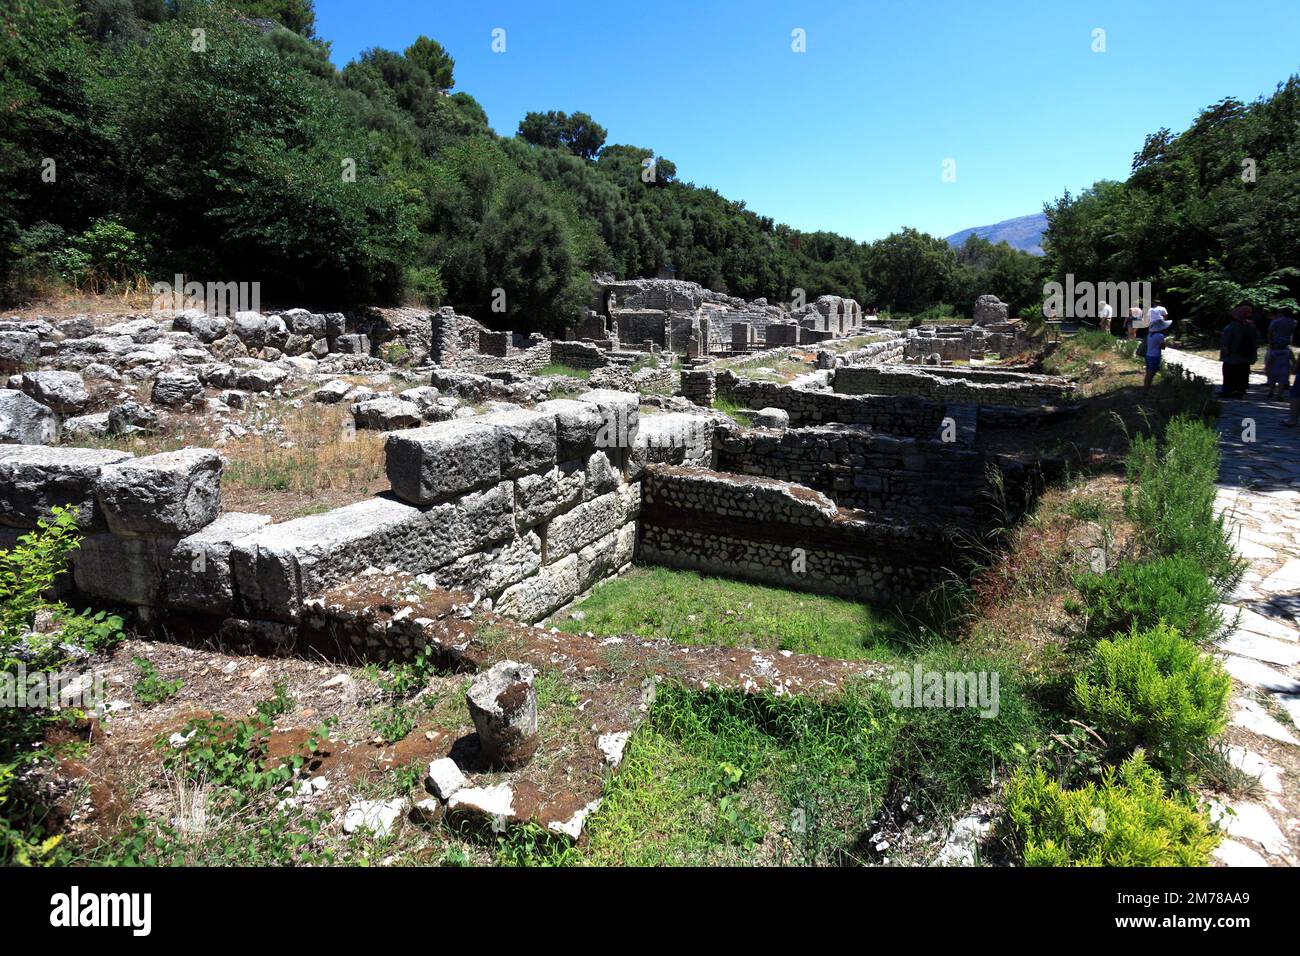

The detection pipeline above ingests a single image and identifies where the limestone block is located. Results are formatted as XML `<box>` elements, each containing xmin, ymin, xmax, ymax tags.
<box><xmin>479</xmin><ymin>408</ymin><xmax>557</xmax><ymax>478</ymax></box>
<box><xmin>0</xmin><ymin>445</ymin><xmax>132</xmax><ymax>529</ymax></box>
<box><xmin>545</xmin><ymin>488</ymin><xmax>633</xmax><ymax>562</ymax></box>
<box><xmin>19</xmin><ymin>371</ymin><xmax>89</xmax><ymax>415</ymax></box>
<box><xmin>385</xmin><ymin>420</ymin><xmax>500</xmax><ymax>505</ymax></box>
<box><xmin>231</xmin><ymin>496</ymin><xmax>438</xmax><ymax>620</ymax></box>
<box><xmin>164</xmin><ymin>512</ymin><xmax>273</xmax><ymax>614</ymax></box>
<box><xmin>434</xmin><ymin>530</ymin><xmax>541</xmax><ymax>598</ymax></box>
<box><xmin>494</xmin><ymin>553</ymin><xmax>579</xmax><ymax>622</ymax></box>
<box><xmin>535</xmin><ymin>398</ymin><xmax>604</xmax><ymax>461</ymax></box>
<box><xmin>0</xmin><ymin>390</ymin><xmax>57</xmax><ymax>445</ymax></box>
<box><xmin>515</xmin><ymin>463</ymin><xmax>584</xmax><ymax>528</ymax></box>
<box><xmin>73</xmin><ymin>532</ymin><xmax>176</xmax><ymax>606</ymax></box>
<box><xmin>575</xmin><ymin>389</ymin><xmax>639</xmax><ymax>453</ymax></box>
<box><xmin>96</xmin><ymin>449</ymin><xmax>222</xmax><ymax>535</ymax></box>
<box><xmin>424</xmin><ymin>480</ymin><xmax>515</xmax><ymax>562</ymax></box>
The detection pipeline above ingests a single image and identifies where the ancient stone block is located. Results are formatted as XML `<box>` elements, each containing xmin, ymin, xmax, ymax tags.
<box><xmin>0</xmin><ymin>445</ymin><xmax>132</xmax><ymax>529</ymax></box>
<box><xmin>73</xmin><ymin>532</ymin><xmax>176</xmax><ymax>607</ymax></box>
<box><xmin>494</xmin><ymin>553</ymin><xmax>579</xmax><ymax>623</ymax></box>
<box><xmin>230</xmin><ymin>496</ymin><xmax>439</xmax><ymax>620</ymax></box>
<box><xmin>0</xmin><ymin>390</ymin><xmax>57</xmax><ymax>445</ymax></box>
<box><xmin>424</xmin><ymin>480</ymin><xmax>515</xmax><ymax>562</ymax></box>
<box><xmin>19</xmin><ymin>371</ymin><xmax>89</xmax><ymax>415</ymax></box>
<box><xmin>164</xmin><ymin>512</ymin><xmax>273</xmax><ymax>614</ymax></box>
<box><xmin>535</xmin><ymin>399</ymin><xmax>603</xmax><ymax>461</ymax></box>
<box><xmin>479</xmin><ymin>408</ymin><xmax>557</xmax><ymax>479</ymax></box>
<box><xmin>515</xmin><ymin>463</ymin><xmax>584</xmax><ymax>528</ymax></box>
<box><xmin>385</xmin><ymin>420</ymin><xmax>500</xmax><ymax>505</ymax></box>
<box><xmin>96</xmin><ymin>449</ymin><xmax>223</xmax><ymax>536</ymax></box>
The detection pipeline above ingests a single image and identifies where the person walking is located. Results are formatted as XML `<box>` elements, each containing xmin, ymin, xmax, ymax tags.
<box><xmin>1221</xmin><ymin>304</ymin><xmax>1260</xmax><ymax>399</ymax></box>
<box><xmin>1143</xmin><ymin>315</ymin><xmax>1171</xmax><ymax>391</ymax></box>
<box><xmin>1099</xmin><ymin>299</ymin><xmax>1114</xmax><ymax>333</ymax></box>
<box><xmin>1264</xmin><ymin>309</ymin><xmax>1296</xmax><ymax>400</ymax></box>
<box><xmin>1125</xmin><ymin>304</ymin><xmax>1142</xmax><ymax>339</ymax></box>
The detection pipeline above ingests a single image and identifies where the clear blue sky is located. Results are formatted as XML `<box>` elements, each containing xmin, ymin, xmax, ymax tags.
<box><xmin>316</xmin><ymin>0</ymin><xmax>1300</xmax><ymax>243</ymax></box>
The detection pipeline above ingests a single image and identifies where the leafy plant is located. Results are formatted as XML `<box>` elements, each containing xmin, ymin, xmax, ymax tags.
<box><xmin>132</xmin><ymin>656</ymin><xmax>182</xmax><ymax>705</ymax></box>
<box><xmin>1071</xmin><ymin>555</ymin><xmax>1223</xmax><ymax>645</ymax></box>
<box><xmin>1003</xmin><ymin>751</ymin><xmax>1220</xmax><ymax>866</ymax></box>
<box><xmin>1074</xmin><ymin>624</ymin><xmax>1230</xmax><ymax>777</ymax></box>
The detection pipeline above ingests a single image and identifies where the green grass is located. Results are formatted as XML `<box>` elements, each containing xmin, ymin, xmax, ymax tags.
<box><xmin>535</xmin><ymin>363</ymin><xmax>590</xmax><ymax>380</ymax></box>
<box><xmin>508</xmin><ymin>665</ymin><xmax>1038</xmax><ymax>866</ymax></box>
<box><xmin>553</xmin><ymin>565</ymin><xmax>906</xmax><ymax>660</ymax></box>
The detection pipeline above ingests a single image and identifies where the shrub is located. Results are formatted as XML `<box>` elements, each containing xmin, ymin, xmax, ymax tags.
<box><xmin>1074</xmin><ymin>624</ymin><xmax>1230</xmax><ymax>777</ymax></box>
<box><xmin>1072</xmin><ymin>555</ymin><xmax>1223</xmax><ymax>644</ymax></box>
<box><xmin>1003</xmin><ymin>751</ymin><xmax>1220</xmax><ymax>866</ymax></box>
<box><xmin>1125</xmin><ymin>417</ymin><xmax>1240</xmax><ymax>585</ymax></box>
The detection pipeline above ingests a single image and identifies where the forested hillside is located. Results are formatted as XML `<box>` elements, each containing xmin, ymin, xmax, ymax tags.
<box><xmin>0</xmin><ymin>0</ymin><xmax>1047</xmax><ymax>330</ymax></box>
<box><xmin>1042</xmin><ymin>77</ymin><xmax>1300</xmax><ymax>330</ymax></box>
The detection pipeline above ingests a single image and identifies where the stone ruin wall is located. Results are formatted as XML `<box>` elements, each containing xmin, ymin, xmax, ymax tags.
<box><xmin>713</xmin><ymin>424</ymin><xmax>996</xmax><ymax>522</ymax></box>
<box><xmin>707</xmin><ymin>370</ymin><xmax>951</xmax><ymax>437</ymax></box>
<box><xmin>637</xmin><ymin>465</ymin><xmax>953</xmax><ymax>603</ymax></box>
<box><xmin>833</xmin><ymin>365</ymin><xmax>1078</xmax><ymax>407</ymax></box>
<box><xmin>0</xmin><ymin>393</ymin><xmax>718</xmax><ymax>640</ymax></box>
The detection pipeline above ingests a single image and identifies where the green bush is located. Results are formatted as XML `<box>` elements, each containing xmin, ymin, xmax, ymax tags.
<box><xmin>1074</xmin><ymin>624</ymin><xmax>1230</xmax><ymax>776</ymax></box>
<box><xmin>1072</xmin><ymin>555</ymin><xmax>1223</xmax><ymax>644</ymax></box>
<box><xmin>2</xmin><ymin>507</ymin><xmax>122</xmax><ymax>866</ymax></box>
<box><xmin>1003</xmin><ymin>751</ymin><xmax>1220</xmax><ymax>866</ymax></box>
<box><xmin>1125</xmin><ymin>417</ymin><xmax>1240</xmax><ymax>585</ymax></box>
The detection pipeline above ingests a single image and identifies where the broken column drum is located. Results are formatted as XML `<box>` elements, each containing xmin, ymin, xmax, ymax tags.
<box><xmin>466</xmin><ymin>660</ymin><xmax>539</xmax><ymax>769</ymax></box>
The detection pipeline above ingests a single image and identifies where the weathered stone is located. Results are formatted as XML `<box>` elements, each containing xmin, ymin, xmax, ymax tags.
<box><xmin>97</xmin><ymin>449</ymin><xmax>223</xmax><ymax>535</ymax></box>
<box><xmin>515</xmin><ymin>463</ymin><xmax>584</xmax><ymax>528</ymax></box>
<box><xmin>576</xmin><ymin>388</ymin><xmax>640</xmax><ymax>454</ymax></box>
<box><xmin>62</xmin><ymin>412</ymin><xmax>110</xmax><ymax>439</ymax></box>
<box><xmin>425</xmin><ymin>757</ymin><xmax>467</xmax><ymax>800</ymax></box>
<box><xmin>0</xmin><ymin>390</ymin><xmax>57</xmax><ymax>445</ymax></box>
<box><xmin>385</xmin><ymin>420</ymin><xmax>500</xmax><ymax>505</ymax></box>
<box><xmin>352</xmin><ymin>398</ymin><xmax>422</xmax><ymax>431</ymax></box>
<box><xmin>466</xmin><ymin>660</ymin><xmax>538</xmax><ymax>769</ymax></box>
<box><xmin>164</xmin><ymin>512</ymin><xmax>273</xmax><ymax>614</ymax></box>
<box><xmin>313</xmin><ymin>380</ymin><xmax>352</xmax><ymax>403</ymax></box>
<box><xmin>151</xmin><ymin>369</ymin><xmax>204</xmax><ymax>407</ymax></box>
<box><xmin>334</xmin><ymin>333</ymin><xmax>369</xmax><ymax>355</ymax></box>
<box><xmin>546</xmin><ymin>485</ymin><xmax>638</xmax><ymax>562</ymax></box>
<box><xmin>230</xmin><ymin>496</ymin><xmax>439</xmax><ymax>620</ymax></box>
<box><xmin>423</xmin><ymin>480</ymin><xmax>515</xmax><ymax>562</ymax></box>
<box><xmin>281</xmin><ymin>308</ymin><xmax>326</xmax><ymax>339</ymax></box>
<box><xmin>56</xmin><ymin>316</ymin><xmax>95</xmax><ymax>340</ymax></box>
<box><xmin>0</xmin><ymin>331</ymin><xmax>40</xmax><ymax>372</ymax></box>
<box><xmin>494</xmin><ymin>553</ymin><xmax>579</xmax><ymax>622</ymax></box>
<box><xmin>342</xmin><ymin>797</ymin><xmax>409</xmax><ymax>837</ymax></box>
<box><xmin>751</xmin><ymin>407</ymin><xmax>790</xmax><ymax>428</ymax></box>
<box><xmin>973</xmin><ymin>294</ymin><xmax>1009</xmax><ymax>326</ymax></box>
<box><xmin>20</xmin><ymin>370</ymin><xmax>90</xmax><ymax>415</ymax></box>
<box><xmin>0</xmin><ymin>445</ymin><xmax>131</xmax><ymax>529</ymax></box>
<box><xmin>480</xmin><ymin>408</ymin><xmax>557</xmax><ymax>478</ymax></box>
<box><xmin>535</xmin><ymin>398</ymin><xmax>603</xmax><ymax>461</ymax></box>
<box><xmin>73</xmin><ymin>532</ymin><xmax>176</xmax><ymax>606</ymax></box>
<box><xmin>107</xmin><ymin>399</ymin><xmax>159</xmax><ymax>435</ymax></box>
<box><xmin>232</xmin><ymin>312</ymin><xmax>270</xmax><ymax>347</ymax></box>
<box><xmin>435</xmin><ymin>531</ymin><xmax>542</xmax><ymax>598</ymax></box>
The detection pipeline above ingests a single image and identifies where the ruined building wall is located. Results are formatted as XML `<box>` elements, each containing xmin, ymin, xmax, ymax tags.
<box><xmin>713</xmin><ymin>424</ymin><xmax>996</xmax><ymax>522</ymax></box>
<box><xmin>638</xmin><ymin>465</ymin><xmax>955</xmax><ymax>603</ymax></box>
<box><xmin>833</xmin><ymin>365</ymin><xmax>1077</xmax><ymax>407</ymax></box>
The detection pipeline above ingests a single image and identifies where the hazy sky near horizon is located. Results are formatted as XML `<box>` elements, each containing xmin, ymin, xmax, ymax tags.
<box><xmin>316</xmin><ymin>0</ymin><xmax>1300</xmax><ymax>243</ymax></box>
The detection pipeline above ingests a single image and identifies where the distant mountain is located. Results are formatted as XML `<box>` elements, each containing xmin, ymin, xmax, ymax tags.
<box><xmin>945</xmin><ymin>213</ymin><xmax>1047</xmax><ymax>256</ymax></box>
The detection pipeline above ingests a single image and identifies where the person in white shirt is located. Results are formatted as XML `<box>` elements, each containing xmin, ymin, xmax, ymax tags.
<box><xmin>1099</xmin><ymin>300</ymin><xmax>1114</xmax><ymax>332</ymax></box>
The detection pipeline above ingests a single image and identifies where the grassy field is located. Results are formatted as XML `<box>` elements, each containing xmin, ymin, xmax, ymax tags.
<box><xmin>552</xmin><ymin>565</ymin><xmax>909</xmax><ymax>660</ymax></box>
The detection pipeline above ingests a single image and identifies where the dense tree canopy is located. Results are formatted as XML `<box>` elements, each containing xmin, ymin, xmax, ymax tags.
<box><xmin>0</xmin><ymin>0</ymin><xmax>1063</xmax><ymax>330</ymax></box>
<box><xmin>1042</xmin><ymin>78</ymin><xmax>1300</xmax><ymax>330</ymax></box>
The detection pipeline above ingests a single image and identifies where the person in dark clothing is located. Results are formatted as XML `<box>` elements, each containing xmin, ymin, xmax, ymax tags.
<box><xmin>1221</xmin><ymin>305</ymin><xmax>1260</xmax><ymax>398</ymax></box>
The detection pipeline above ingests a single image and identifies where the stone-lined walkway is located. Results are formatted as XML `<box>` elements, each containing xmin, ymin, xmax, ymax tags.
<box><xmin>1164</xmin><ymin>347</ymin><xmax>1298</xmax><ymax>867</ymax></box>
